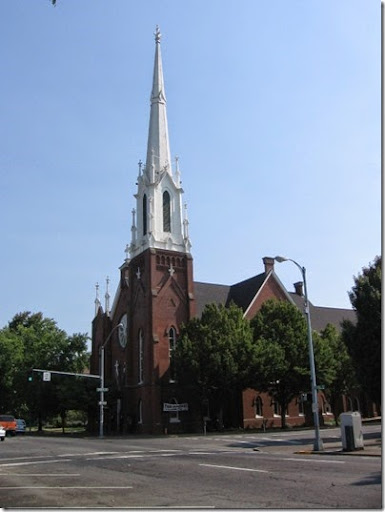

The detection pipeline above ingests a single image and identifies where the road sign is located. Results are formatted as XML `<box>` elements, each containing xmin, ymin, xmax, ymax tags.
<box><xmin>163</xmin><ymin>403</ymin><xmax>188</xmax><ymax>412</ymax></box>
<box><xmin>98</xmin><ymin>401</ymin><xmax>107</xmax><ymax>406</ymax></box>
<box><xmin>43</xmin><ymin>372</ymin><xmax>51</xmax><ymax>382</ymax></box>
<box><xmin>96</xmin><ymin>388</ymin><xmax>109</xmax><ymax>392</ymax></box>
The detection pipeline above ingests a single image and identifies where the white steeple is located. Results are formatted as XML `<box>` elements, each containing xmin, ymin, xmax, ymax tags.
<box><xmin>145</xmin><ymin>26</ymin><xmax>172</xmax><ymax>179</ymax></box>
<box><xmin>129</xmin><ymin>27</ymin><xmax>191</xmax><ymax>258</ymax></box>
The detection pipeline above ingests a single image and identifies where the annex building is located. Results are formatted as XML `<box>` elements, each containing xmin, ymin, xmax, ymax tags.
<box><xmin>90</xmin><ymin>28</ymin><xmax>360</xmax><ymax>435</ymax></box>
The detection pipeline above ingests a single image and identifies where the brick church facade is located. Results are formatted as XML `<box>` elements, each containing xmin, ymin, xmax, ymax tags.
<box><xmin>90</xmin><ymin>28</ymin><xmax>366</xmax><ymax>435</ymax></box>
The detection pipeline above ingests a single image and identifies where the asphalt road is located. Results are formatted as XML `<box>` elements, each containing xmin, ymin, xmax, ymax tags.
<box><xmin>0</xmin><ymin>425</ymin><xmax>381</xmax><ymax>509</ymax></box>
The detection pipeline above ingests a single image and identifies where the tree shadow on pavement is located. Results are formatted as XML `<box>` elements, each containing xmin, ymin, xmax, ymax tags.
<box><xmin>351</xmin><ymin>472</ymin><xmax>382</xmax><ymax>486</ymax></box>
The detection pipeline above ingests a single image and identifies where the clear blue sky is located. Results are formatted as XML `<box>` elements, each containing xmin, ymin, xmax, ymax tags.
<box><xmin>1</xmin><ymin>0</ymin><xmax>381</xmax><ymax>342</ymax></box>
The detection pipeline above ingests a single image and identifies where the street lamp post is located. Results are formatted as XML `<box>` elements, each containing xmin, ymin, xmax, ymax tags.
<box><xmin>275</xmin><ymin>256</ymin><xmax>324</xmax><ymax>451</ymax></box>
<box><xmin>99</xmin><ymin>323</ymin><xmax>123</xmax><ymax>439</ymax></box>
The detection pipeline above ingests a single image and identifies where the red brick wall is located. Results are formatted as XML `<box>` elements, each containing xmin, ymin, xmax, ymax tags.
<box><xmin>99</xmin><ymin>248</ymin><xmax>195</xmax><ymax>434</ymax></box>
<box><xmin>245</xmin><ymin>274</ymin><xmax>288</xmax><ymax>321</ymax></box>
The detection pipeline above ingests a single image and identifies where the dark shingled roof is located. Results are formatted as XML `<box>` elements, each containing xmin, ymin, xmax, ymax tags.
<box><xmin>193</xmin><ymin>281</ymin><xmax>231</xmax><ymax>318</ymax></box>
<box><xmin>289</xmin><ymin>292</ymin><xmax>356</xmax><ymax>333</ymax></box>
<box><xmin>194</xmin><ymin>273</ymin><xmax>267</xmax><ymax>317</ymax></box>
<box><xmin>193</xmin><ymin>274</ymin><xmax>356</xmax><ymax>334</ymax></box>
<box><xmin>227</xmin><ymin>273</ymin><xmax>267</xmax><ymax>312</ymax></box>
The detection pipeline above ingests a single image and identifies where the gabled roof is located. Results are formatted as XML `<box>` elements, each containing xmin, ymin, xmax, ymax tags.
<box><xmin>227</xmin><ymin>273</ymin><xmax>267</xmax><ymax>311</ymax></box>
<box><xmin>193</xmin><ymin>272</ymin><xmax>268</xmax><ymax>317</ymax></box>
<box><xmin>193</xmin><ymin>273</ymin><xmax>355</xmax><ymax>334</ymax></box>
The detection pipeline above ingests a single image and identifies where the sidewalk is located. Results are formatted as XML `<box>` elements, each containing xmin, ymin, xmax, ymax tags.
<box><xmin>295</xmin><ymin>437</ymin><xmax>382</xmax><ymax>457</ymax></box>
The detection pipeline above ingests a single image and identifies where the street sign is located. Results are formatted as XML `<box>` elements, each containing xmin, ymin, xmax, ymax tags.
<box><xmin>163</xmin><ymin>403</ymin><xmax>188</xmax><ymax>412</ymax></box>
<box><xmin>98</xmin><ymin>401</ymin><xmax>107</xmax><ymax>406</ymax></box>
<box><xmin>43</xmin><ymin>372</ymin><xmax>51</xmax><ymax>382</ymax></box>
<box><xmin>96</xmin><ymin>388</ymin><xmax>109</xmax><ymax>392</ymax></box>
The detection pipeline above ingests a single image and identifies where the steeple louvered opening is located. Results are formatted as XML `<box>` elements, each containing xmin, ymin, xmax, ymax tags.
<box><xmin>163</xmin><ymin>191</ymin><xmax>171</xmax><ymax>232</ymax></box>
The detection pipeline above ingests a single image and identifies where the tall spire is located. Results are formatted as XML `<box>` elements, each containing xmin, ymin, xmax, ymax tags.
<box><xmin>129</xmin><ymin>28</ymin><xmax>192</xmax><ymax>258</ymax></box>
<box><xmin>145</xmin><ymin>25</ymin><xmax>172</xmax><ymax>179</ymax></box>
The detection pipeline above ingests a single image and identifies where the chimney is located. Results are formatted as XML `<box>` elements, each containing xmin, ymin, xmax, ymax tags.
<box><xmin>294</xmin><ymin>281</ymin><xmax>304</xmax><ymax>296</ymax></box>
<box><xmin>263</xmin><ymin>256</ymin><xmax>275</xmax><ymax>274</ymax></box>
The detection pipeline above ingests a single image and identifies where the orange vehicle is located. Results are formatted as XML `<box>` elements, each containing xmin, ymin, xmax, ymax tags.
<box><xmin>0</xmin><ymin>415</ymin><xmax>17</xmax><ymax>436</ymax></box>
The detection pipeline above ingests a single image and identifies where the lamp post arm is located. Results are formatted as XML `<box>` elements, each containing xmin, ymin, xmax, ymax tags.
<box><xmin>100</xmin><ymin>323</ymin><xmax>123</xmax><ymax>353</ymax></box>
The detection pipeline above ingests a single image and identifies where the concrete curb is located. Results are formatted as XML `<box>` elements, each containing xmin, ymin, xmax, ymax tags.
<box><xmin>294</xmin><ymin>449</ymin><xmax>381</xmax><ymax>457</ymax></box>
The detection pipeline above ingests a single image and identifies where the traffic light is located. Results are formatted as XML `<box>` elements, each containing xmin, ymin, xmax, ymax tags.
<box><xmin>28</xmin><ymin>371</ymin><xmax>33</xmax><ymax>382</ymax></box>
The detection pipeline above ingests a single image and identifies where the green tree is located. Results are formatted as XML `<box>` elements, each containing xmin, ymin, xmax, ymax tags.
<box><xmin>2</xmin><ymin>312</ymin><xmax>90</xmax><ymax>429</ymax></box>
<box><xmin>175</xmin><ymin>303</ymin><xmax>256</xmax><ymax>429</ymax></box>
<box><xmin>314</xmin><ymin>324</ymin><xmax>357</xmax><ymax>424</ymax></box>
<box><xmin>0</xmin><ymin>329</ymin><xmax>24</xmax><ymax>414</ymax></box>
<box><xmin>250</xmin><ymin>299</ymin><xmax>314</xmax><ymax>429</ymax></box>
<box><xmin>342</xmin><ymin>256</ymin><xmax>381</xmax><ymax>412</ymax></box>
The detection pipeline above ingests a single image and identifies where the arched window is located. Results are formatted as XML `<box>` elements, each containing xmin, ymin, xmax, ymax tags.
<box><xmin>273</xmin><ymin>401</ymin><xmax>281</xmax><ymax>417</ymax></box>
<box><xmin>168</xmin><ymin>327</ymin><xmax>177</xmax><ymax>382</ymax></box>
<box><xmin>143</xmin><ymin>194</ymin><xmax>147</xmax><ymax>236</ymax></box>
<box><xmin>138</xmin><ymin>329</ymin><xmax>144</xmax><ymax>384</ymax></box>
<box><xmin>298</xmin><ymin>395</ymin><xmax>305</xmax><ymax>416</ymax></box>
<box><xmin>255</xmin><ymin>396</ymin><xmax>263</xmax><ymax>417</ymax></box>
<box><xmin>163</xmin><ymin>191</ymin><xmax>171</xmax><ymax>232</ymax></box>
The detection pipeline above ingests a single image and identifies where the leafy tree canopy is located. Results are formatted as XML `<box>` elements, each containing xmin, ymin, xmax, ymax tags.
<box><xmin>0</xmin><ymin>311</ymin><xmax>90</xmax><ymax>425</ymax></box>
<box><xmin>250</xmin><ymin>299</ymin><xmax>311</xmax><ymax>427</ymax></box>
<box><xmin>314</xmin><ymin>323</ymin><xmax>357</xmax><ymax>423</ymax></box>
<box><xmin>175</xmin><ymin>302</ymin><xmax>255</xmax><ymax>400</ymax></box>
<box><xmin>342</xmin><ymin>256</ymin><xmax>381</xmax><ymax>409</ymax></box>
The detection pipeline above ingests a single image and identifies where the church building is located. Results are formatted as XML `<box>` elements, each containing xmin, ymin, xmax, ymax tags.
<box><xmin>90</xmin><ymin>28</ymin><xmax>358</xmax><ymax>435</ymax></box>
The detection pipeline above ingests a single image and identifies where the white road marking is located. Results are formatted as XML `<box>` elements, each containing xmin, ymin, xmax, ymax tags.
<box><xmin>200</xmin><ymin>463</ymin><xmax>269</xmax><ymax>473</ymax></box>
<box><xmin>59</xmin><ymin>451</ymin><xmax>119</xmax><ymax>457</ymax></box>
<box><xmin>0</xmin><ymin>486</ymin><xmax>133</xmax><ymax>490</ymax></box>
<box><xmin>0</xmin><ymin>459</ymin><xmax>70</xmax><ymax>467</ymax></box>
<box><xmin>0</xmin><ymin>455</ymin><xmax>55</xmax><ymax>462</ymax></box>
<box><xmin>0</xmin><ymin>473</ymin><xmax>80</xmax><ymax>477</ymax></box>
<box><xmin>283</xmin><ymin>457</ymin><xmax>345</xmax><ymax>464</ymax></box>
<box><xmin>86</xmin><ymin>455</ymin><xmax>144</xmax><ymax>460</ymax></box>
<box><xmin>85</xmin><ymin>450</ymin><xmax>183</xmax><ymax>461</ymax></box>
<box><xmin>189</xmin><ymin>452</ymin><xmax>216</xmax><ymax>455</ymax></box>
<box><xmin>148</xmin><ymin>449</ymin><xmax>182</xmax><ymax>453</ymax></box>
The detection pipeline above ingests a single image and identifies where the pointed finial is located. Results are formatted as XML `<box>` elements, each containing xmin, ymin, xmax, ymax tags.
<box><xmin>105</xmin><ymin>276</ymin><xmax>110</xmax><ymax>316</ymax></box>
<box><xmin>94</xmin><ymin>282</ymin><xmax>101</xmax><ymax>316</ymax></box>
<box><xmin>154</xmin><ymin>25</ymin><xmax>161</xmax><ymax>44</ymax></box>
